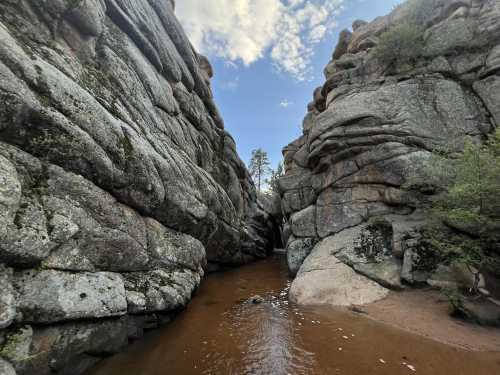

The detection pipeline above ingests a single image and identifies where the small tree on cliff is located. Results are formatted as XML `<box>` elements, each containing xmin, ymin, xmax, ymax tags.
<box><xmin>266</xmin><ymin>161</ymin><xmax>284</xmax><ymax>194</ymax></box>
<box><xmin>249</xmin><ymin>148</ymin><xmax>271</xmax><ymax>192</ymax></box>
<box><xmin>426</xmin><ymin>130</ymin><xmax>500</xmax><ymax>294</ymax></box>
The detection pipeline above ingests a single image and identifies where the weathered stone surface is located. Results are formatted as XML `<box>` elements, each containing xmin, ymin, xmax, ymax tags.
<box><xmin>123</xmin><ymin>268</ymin><xmax>202</xmax><ymax>314</ymax></box>
<box><xmin>473</xmin><ymin>76</ymin><xmax>500</xmax><ymax>126</ymax></box>
<box><xmin>0</xmin><ymin>0</ymin><xmax>273</xmax><ymax>270</ymax></box>
<box><xmin>14</xmin><ymin>270</ymin><xmax>127</xmax><ymax>324</ymax></box>
<box><xmin>0</xmin><ymin>319</ymin><xmax>127</xmax><ymax>375</ymax></box>
<box><xmin>313</xmin><ymin>225</ymin><xmax>404</xmax><ymax>290</ymax></box>
<box><xmin>0</xmin><ymin>0</ymin><xmax>276</xmax><ymax>372</ymax></box>
<box><xmin>281</xmin><ymin>0</ymin><xmax>500</xmax><ymax>305</ymax></box>
<box><xmin>286</xmin><ymin>237</ymin><xmax>316</xmax><ymax>276</ymax></box>
<box><xmin>456</xmin><ymin>296</ymin><xmax>500</xmax><ymax>327</ymax></box>
<box><xmin>428</xmin><ymin>262</ymin><xmax>486</xmax><ymax>290</ymax></box>
<box><xmin>0</xmin><ymin>266</ymin><xmax>15</xmax><ymax>330</ymax></box>
<box><xmin>289</xmin><ymin>238</ymin><xmax>389</xmax><ymax>306</ymax></box>
<box><xmin>290</xmin><ymin>205</ymin><xmax>316</xmax><ymax>238</ymax></box>
<box><xmin>0</xmin><ymin>358</ymin><xmax>16</xmax><ymax>375</ymax></box>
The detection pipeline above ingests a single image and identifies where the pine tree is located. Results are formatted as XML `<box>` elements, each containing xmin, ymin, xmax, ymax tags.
<box><xmin>266</xmin><ymin>161</ymin><xmax>284</xmax><ymax>194</ymax></box>
<box><xmin>248</xmin><ymin>148</ymin><xmax>270</xmax><ymax>192</ymax></box>
<box><xmin>427</xmin><ymin>130</ymin><xmax>500</xmax><ymax>293</ymax></box>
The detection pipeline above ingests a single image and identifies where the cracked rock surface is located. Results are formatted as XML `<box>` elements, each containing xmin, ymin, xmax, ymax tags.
<box><xmin>0</xmin><ymin>1</ymin><xmax>275</xmax><ymax>374</ymax></box>
<box><xmin>282</xmin><ymin>0</ymin><xmax>500</xmax><ymax>303</ymax></box>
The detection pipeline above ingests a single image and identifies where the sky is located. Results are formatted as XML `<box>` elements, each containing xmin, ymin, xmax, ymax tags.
<box><xmin>176</xmin><ymin>0</ymin><xmax>403</xmax><ymax>170</ymax></box>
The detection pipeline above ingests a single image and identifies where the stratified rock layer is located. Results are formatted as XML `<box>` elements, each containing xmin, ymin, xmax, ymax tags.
<box><xmin>0</xmin><ymin>1</ymin><xmax>274</xmax><ymax>374</ymax></box>
<box><xmin>283</xmin><ymin>0</ymin><xmax>500</xmax><ymax>304</ymax></box>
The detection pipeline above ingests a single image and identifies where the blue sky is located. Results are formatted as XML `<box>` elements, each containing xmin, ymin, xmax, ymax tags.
<box><xmin>176</xmin><ymin>0</ymin><xmax>402</xmax><ymax>169</ymax></box>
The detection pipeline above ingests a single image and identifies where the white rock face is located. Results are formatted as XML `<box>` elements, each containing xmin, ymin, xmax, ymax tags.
<box><xmin>289</xmin><ymin>237</ymin><xmax>389</xmax><ymax>306</ymax></box>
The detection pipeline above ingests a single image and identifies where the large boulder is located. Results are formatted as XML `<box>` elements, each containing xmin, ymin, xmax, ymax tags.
<box><xmin>0</xmin><ymin>320</ymin><xmax>127</xmax><ymax>375</ymax></box>
<box><xmin>289</xmin><ymin>238</ymin><xmax>389</xmax><ymax>306</ymax></box>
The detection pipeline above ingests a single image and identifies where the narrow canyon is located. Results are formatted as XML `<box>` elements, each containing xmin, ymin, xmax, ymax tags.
<box><xmin>0</xmin><ymin>1</ymin><xmax>499</xmax><ymax>374</ymax></box>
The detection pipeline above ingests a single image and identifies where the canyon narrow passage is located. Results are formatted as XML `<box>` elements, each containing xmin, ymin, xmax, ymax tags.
<box><xmin>87</xmin><ymin>253</ymin><xmax>500</xmax><ymax>375</ymax></box>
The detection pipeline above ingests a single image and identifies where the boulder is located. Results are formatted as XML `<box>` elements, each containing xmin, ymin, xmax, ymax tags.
<box><xmin>428</xmin><ymin>262</ymin><xmax>486</xmax><ymax>290</ymax></box>
<box><xmin>457</xmin><ymin>297</ymin><xmax>500</xmax><ymax>327</ymax></box>
<box><xmin>0</xmin><ymin>320</ymin><xmax>127</xmax><ymax>375</ymax></box>
<box><xmin>289</xmin><ymin>238</ymin><xmax>389</xmax><ymax>306</ymax></box>
<box><xmin>286</xmin><ymin>237</ymin><xmax>316</xmax><ymax>276</ymax></box>
<box><xmin>315</xmin><ymin>225</ymin><xmax>404</xmax><ymax>290</ymax></box>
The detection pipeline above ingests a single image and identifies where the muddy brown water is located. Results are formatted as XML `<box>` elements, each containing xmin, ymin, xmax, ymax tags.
<box><xmin>88</xmin><ymin>253</ymin><xmax>500</xmax><ymax>375</ymax></box>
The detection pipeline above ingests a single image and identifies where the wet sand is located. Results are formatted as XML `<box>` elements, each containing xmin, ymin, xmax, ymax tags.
<box><xmin>361</xmin><ymin>289</ymin><xmax>500</xmax><ymax>352</ymax></box>
<box><xmin>87</xmin><ymin>253</ymin><xmax>500</xmax><ymax>375</ymax></box>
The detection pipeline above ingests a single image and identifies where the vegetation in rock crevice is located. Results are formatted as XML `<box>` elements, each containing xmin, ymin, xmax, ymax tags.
<box><xmin>373</xmin><ymin>0</ymin><xmax>438</xmax><ymax>68</ymax></box>
<box><xmin>424</xmin><ymin>129</ymin><xmax>500</xmax><ymax>294</ymax></box>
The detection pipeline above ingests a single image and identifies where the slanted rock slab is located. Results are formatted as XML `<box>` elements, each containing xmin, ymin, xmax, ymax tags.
<box><xmin>289</xmin><ymin>238</ymin><xmax>389</xmax><ymax>306</ymax></box>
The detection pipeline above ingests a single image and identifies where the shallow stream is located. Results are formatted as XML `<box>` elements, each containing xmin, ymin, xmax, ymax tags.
<box><xmin>88</xmin><ymin>253</ymin><xmax>500</xmax><ymax>375</ymax></box>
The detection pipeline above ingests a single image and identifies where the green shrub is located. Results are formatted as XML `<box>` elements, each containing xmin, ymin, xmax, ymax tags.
<box><xmin>373</xmin><ymin>0</ymin><xmax>438</xmax><ymax>67</ymax></box>
<box><xmin>425</xmin><ymin>130</ymin><xmax>500</xmax><ymax>293</ymax></box>
<box><xmin>373</xmin><ymin>23</ymin><xmax>424</xmax><ymax>66</ymax></box>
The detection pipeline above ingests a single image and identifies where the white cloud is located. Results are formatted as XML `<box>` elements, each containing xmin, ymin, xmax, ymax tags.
<box><xmin>224</xmin><ymin>61</ymin><xmax>239</xmax><ymax>69</ymax></box>
<box><xmin>176</xmin><ymin>0</ymin><xmax>344</xmax><ymax>81</ymax></box>
<box><xmin>219</xmin><ymin>76</ymin><xmax>240</xmax><ymax>91</ymax></box>
<box><xmin>280</xmin><ymin>99</ymin><xmax>293</xmax><ymax>108</ymax></box>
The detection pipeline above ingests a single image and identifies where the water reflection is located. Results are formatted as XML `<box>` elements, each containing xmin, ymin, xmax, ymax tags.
<box><xmin>223</xmin><ymin>284</ymin><xmax>316</xmax><ymax>375</ymax></box>
<box><xmin>87</xmin><ymin>254</ymin><xmax>500</xmax><ymax>375</ymax></box>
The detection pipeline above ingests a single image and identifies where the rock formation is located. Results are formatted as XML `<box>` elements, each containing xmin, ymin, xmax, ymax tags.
<box><xmin>282</xmin><ymin>0</ymin><xmax>500</xmax><ymax>305</ymax></box>
<box><xmin>0</xmin><ymin>1</ymin><xmax>275</xmax><ymax>374</ymax></box>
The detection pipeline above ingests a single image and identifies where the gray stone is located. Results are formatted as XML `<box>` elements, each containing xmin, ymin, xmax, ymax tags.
<box><xmin>280</xmin><ymin>0</ymin><xmax>500</xmax><ymax>313</ymax></box>
<box><xmin>0</xmin><ymin>358</ymin><xmax>16</xmax><ymax>375</ymax></box>
<box><xmin>0</xmin><ymin>0</ymin><xmax>276</xmax><ymax>373</ymax></box>
<box><xmin>0</xmin><ymin>155</ymin><xmax>21</xmax><ymax>233</ymax></box>
<box><xmin>145</xmin><ymin>218</ymin><xmax>206</xmax><ymax>273</ymax></box>
<box><xmin>428</xmin><ymin>262</ymin><xmax>486</xmax><ymax>290</ymax></box>
<box><xmin>286</xmin><ymin>237</ymin><xmax>316</xmax><ymax>276</ymax></box>
<box><xmin>473</xmin><ymin>75</ymin><xmax>500</xmax><ymax>126</ymax></box>
<box><xmin>0</xmin><ymin>0</ymin><xmax>272</xmax><ymax>270</ymax></box>
<box><xmin>289</xmin><ymin>238</ymin><xmax>389</xmax><ymax>306</ymax></box>
<box><xmin>458</xmin><ymin>296</ymin><xmax>500</xmax><ymax>327</ymax></box>
<box><xmin>290</xmin><ymin>206</ymin><xmax>316</xmax><ymax>238</ymax></box>
<box><xmin>123</xmin><ymin>268</ymin><xmax>201</xmax><ymax>314</ymax></box>
<box><xmin>250</xmin><ymin>295</ymin><xmax>264</xmax><ymax>304</ymax></box>
<box><xmin>0</xmin><ymin>320</ymin><xmax>127</xmax><ymax>375</ymax></box>
<box><xmin>125</xmin><ymin>291</ymin><xmax>147</xmax><ymax>315</ymax></box>
<box><xmin>353</xmin><ymin>259</ymin><xmax>403</xmax><ymax>290</ymax></box>
<box><xmin>0</xmin><ymin>266</ymin><xmax>15</xmax><ymax>329</ymax></box>
<box><xmin>319</xmin><ymin>225</ymin><xmax>403</xmax><ymax>289</ymax></box>
<box><xmin>14</xmin><ymin>270</ymin><xmax>127</xmax><ymax>323</ymax></box>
